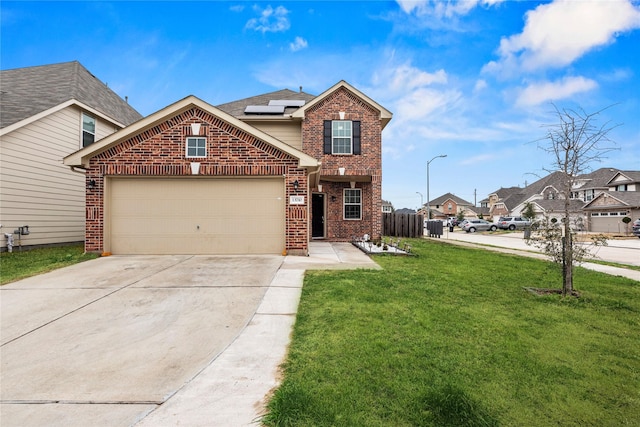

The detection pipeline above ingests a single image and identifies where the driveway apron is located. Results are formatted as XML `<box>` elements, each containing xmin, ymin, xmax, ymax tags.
<box><xmin>1</xmin><ymin>255</ymin><xmax>282</xmax><ymax>426</ymax></box>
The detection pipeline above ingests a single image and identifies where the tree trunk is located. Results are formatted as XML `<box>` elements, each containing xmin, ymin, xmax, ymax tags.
<box><xmin>563</xmin><ymin>229</ymin><xmax>573</xmax><ymax>296</ymax></box>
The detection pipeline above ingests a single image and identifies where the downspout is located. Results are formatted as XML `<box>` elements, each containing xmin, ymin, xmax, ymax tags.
<box><xmin>307</xmin><ymin>162</ymin><xmax>322</xmax><ymax>190</ymax></box>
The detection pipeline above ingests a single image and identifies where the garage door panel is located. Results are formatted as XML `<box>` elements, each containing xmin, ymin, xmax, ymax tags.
<box><xmin>109</xmin><ymin>178</ymin><xmax>285</xmax><ymax>255</ymax></box>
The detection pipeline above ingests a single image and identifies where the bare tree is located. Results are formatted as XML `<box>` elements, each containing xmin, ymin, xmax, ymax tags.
<box><xmin>529</xmin><ymin>104</ymin><xmax>619</xmax><ymax>296</ymax></box>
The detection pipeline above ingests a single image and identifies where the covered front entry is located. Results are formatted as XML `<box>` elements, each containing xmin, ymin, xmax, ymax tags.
<box><xmin>107</xmin><ymin>177</ymin><xmax>285</xmax><ymax>254</ymax></box>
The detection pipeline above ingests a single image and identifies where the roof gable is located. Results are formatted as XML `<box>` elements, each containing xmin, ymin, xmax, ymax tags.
<box><xmin>607</xmin><ymin>171</ymin><xmax>640</xmax><ymax>185</ymax></box>
<box><xmin>0</xmin><ymin>61</ymin><xmax>142</xmax><ymax>129</ymax></box>
<box><xmin>63</xmin><ymin>95</ymin><xmax>318</xmax><ymax>169</ymax></box>
<box><xmin>430</xmin><ymin>192</ymin><xmax>473</xmax><ymax>206</ymax></box>
<box><xmin>583</xmin><ymin>191</ymin><xmax>640</xmax><ymax>209</ymax></box>
<box><xmin>291</xmin><ymin>80</ymin><xmax>392</xmax><ymax>129</ymax></box>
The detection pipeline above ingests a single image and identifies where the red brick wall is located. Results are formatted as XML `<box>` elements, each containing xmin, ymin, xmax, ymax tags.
<box><xmin>302</xmin><ymin>87</ymin><xmax>383</xmax><ymax>241</ymax></box>
<box><xmin>85</xmin><ymin>107</ymin><xmax>308</xmax><ymax>254</ymax></box>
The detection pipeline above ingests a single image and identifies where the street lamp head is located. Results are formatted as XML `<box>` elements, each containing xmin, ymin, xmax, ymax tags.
<box><xmin>428</xmin><ymin>154</ymin><xmax>448</xmax><ymax>164</ymax></box>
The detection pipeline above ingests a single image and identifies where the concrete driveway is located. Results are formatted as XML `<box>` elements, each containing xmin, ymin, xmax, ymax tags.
<box><xmin>1</xmin><ymin>242</ymin><xmax>379</xmax><ymax>426</ymax></box>
<box><xmin>1</xmin><ymin>254</ymin><xmax>284</xmax><ymax>425</ymax></box>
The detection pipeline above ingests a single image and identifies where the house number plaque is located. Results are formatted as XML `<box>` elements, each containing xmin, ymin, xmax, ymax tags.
<box><xmin>289</xmin><ymin>196</ymin><xmax>305</xmax><ymax>205</ymax></box>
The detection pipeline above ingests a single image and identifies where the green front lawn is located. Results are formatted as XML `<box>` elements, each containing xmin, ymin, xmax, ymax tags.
<box><xmin>0</xmin><ymin>244</ymin><xmax>98</xmax><ymax>285</ymax></box>
<box><xmin>264</xmin><ymin>238</ymin><xmax>640</xmax><ymax>426</ymax></box>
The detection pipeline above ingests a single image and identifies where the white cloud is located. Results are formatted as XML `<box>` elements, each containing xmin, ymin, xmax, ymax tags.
<box><xmin>371</xmin><ymin>60</ymin><xmax>447</xmax><ymax>92</ymax></box>
<box><xmin>516</xmin><ymin>76</ymin><xmax>598</xmax><ymax>107</ymax></box>
<box><xmin>488</xmin><ymin>0</ymin><xmax>640</xmax><ymax>75</ymax></box>
<box><xmin>396</xmin><ymin>0</ymin><xmax>505</xmax><ymax>18</ymax></box>
<box><xmin>245</xmin><ymin>5</ymin><xmax>290</xmax><ymax>33</ymax></box>
<box><xmin>289</xmin><ymin>36</ymin><xmax>308</xmax><ymax>52</ymax></box>
<box><xmin>459</xmin><ymin>153</ymin><xmax>497</xmax><ymax>166</ymax></box>
<box><xmin>473</xmin><ymin>79</ymin><xmax>487</xmax><ymax>93</ymax></box>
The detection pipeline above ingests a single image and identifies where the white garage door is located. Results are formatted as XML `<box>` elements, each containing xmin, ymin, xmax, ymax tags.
<box><xmin>108</xmin><ymin>178</ymin><xmax>285</xmax><ymax>254</ymax></box>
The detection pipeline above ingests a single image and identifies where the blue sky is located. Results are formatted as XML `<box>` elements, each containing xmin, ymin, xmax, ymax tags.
<box><xmin>2</xmin><ymin>0</ymin><xmax>639</xmax><ymax>210</ymax></box>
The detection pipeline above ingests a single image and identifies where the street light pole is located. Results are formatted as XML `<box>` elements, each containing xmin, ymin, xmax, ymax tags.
<box><xmin>426</xmin><ymin>154</ymin><xmax>447</xmax><ymax>222</ymax></box>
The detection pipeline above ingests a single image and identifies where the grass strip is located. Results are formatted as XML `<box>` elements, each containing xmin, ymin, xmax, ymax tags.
<box><xmin>264</xmin><ymin>238</ymin><xmax>640</xmax><ymax>426</ymax></box>
<box><xmin>0</xmin><ymin>244</ymin><xmax>98</xmax><ymax>285</ymax></box>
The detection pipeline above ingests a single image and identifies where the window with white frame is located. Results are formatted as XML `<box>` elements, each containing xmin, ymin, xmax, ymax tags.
<box><xmin>186</xmin><ymin>137</ymin><xmax>206</xmax><ymax>158</ymax></box>
<box><xmin>332</xmin><ymin>121</ymin><xmax>352</xmax><ymax>154</ymax></box>
<box><xmin>343</xmin><ymin>188</ymin><xmax>362</xmax><ymax>220</ymax></box>
<box><xmin>617</xmin><ymin>184</ymin><xmax>628</xmax><ymax>191</ymax></box>
<box><xmin>82</xmin><ymin>113</ymin><xmax>96</xmax><ymax>147</ymax></box>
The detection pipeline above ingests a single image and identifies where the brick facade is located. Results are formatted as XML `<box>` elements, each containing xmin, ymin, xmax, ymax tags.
<box><xmin>85</xmin><ymin>107</ymin><xmax>308</xmax><ymax>254</ymax></box>
<box><xmin>302</xmin><ymin>88</ymin><xmax>383</xmax><ymax>241</ymax></box>
<box><xmin>75</xmin><ymin>83</ymin><xmax>389</xmax><ymax>255</ymax></box>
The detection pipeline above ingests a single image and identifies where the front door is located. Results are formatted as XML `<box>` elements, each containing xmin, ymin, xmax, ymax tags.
<box><xmin>312</xmin><ymin>193</ymin><xmax>325</xmax><ymax>238</ymax></box>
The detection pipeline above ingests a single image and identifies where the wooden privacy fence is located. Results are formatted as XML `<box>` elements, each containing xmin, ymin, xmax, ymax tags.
<box><xmin>382</xmin><ymin>213</ymin><xmax>424</xmax><ymax>238</ymax></box>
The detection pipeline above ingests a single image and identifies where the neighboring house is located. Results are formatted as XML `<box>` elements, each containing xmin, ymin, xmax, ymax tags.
<box><xmin>395</xmin><ymin>208</ymin><xmax>416</xmax><ymax>215</ymax></box>
<box><xmin>516</xmin><ymin>199</ymin><xmax>587</xmax><ymax>229</ymax></box>
<box><xmin>381</xmin><ymin>200</ymin><xmax>394</xmax><ymax>213</ymax></box>
<box><xmin>491</xmin><ymin>167</ymin><xmax>640</xmax><ymax>232</ymax></box>
<box><xmin>583</xmin><ymin>192</ymin><xmax>640</xmax><ymax>233</ymax></box>
<box><xmin>0</xmin><ymin>61</ymin><xmax>142</xmax><ymax>251</ymax></box>
<box><xmin>487</xmin><ymin>186</ymin><xmax>524</xmax><ymax>220</ymax></box>
<box><xmin>427</xmin><ymin>192</ymin><xmax>476</xmax><ymax>219</ymax></box>
<box><xmin>63</xmin><ymin>81</ymin><xmax>392</xmax><ymax>255</ymax></box>
<box><xmin>605</xmin><ymin>170</ymin><xmax>640</xmax><ymax>193</ymax></box>
<box><xmin>477</xmin><ymin>198</ymin><xmax>491</xmax><ymax>218</ymax></box>
<box><xmin>569</xmin><ymin>167</ymin><xmax>620</xmax><ymax>202</ymax></box>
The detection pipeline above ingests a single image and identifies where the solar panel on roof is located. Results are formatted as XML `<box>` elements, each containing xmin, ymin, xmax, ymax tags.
<box><xmin>268</xmin><ymin>99</ymin><xmax>306</xmax><ymax>107</ymax></box>
<box><xmin>244</xmin><ymin>105</ymin><xmax>286</xmax><ymax>114</ymax></box>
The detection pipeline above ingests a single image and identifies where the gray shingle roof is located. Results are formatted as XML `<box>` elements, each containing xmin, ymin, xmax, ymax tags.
<box><xmin>0</xmin><ymin>61</ymin><xmax>142</xmax><ymax>129</ymax></box>
<box><xmin>429</xmin><ymin>192</ymin><xmax>473</xmax><ymax>206</ymax></box>
<box><xmin>216</xmin><ymin>88</ymin><xmax>316</xmax><ymax>118</ymax></box>
<box><xmin>609</xmin><ymin>171</ymin><xmax>640</xmax><ymax>185</ymax></box>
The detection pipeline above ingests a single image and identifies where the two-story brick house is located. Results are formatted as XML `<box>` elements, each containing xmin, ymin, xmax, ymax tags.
<box><xmin>63</xmin><ymin>81</ymin><xmax>392</xmax><ymax>255</ymax></box>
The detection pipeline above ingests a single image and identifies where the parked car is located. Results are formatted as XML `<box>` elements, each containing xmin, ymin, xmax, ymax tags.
<box><xmin>632</xmin><ymin>218</ymin><xmax>640</xmax><ymax>239</ymax></box>
<box><xmin>462</xmin><ymin>219</ymin><xmax>498</xmax><ymax>233</ymax></box>
<box><xmin>497</xmin><ymin>216</ymin><xmax>532</xmax><ymax>230</ymax></box>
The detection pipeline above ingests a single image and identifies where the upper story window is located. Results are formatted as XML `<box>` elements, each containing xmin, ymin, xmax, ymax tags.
<box><xmin>186</xmin><ymin>137</ymin><xmax>206</xmax><ymax>158</ymax></box>
<box><xmin>344</xmin><ymin>188</ymin><xmax>362</xmax><ymax>220</ymax></box>
<box><xmin>332</xmin><ymin>121</ymin><xmax>352</xmax><ymax>154</ymax></box>
<box><xmin>616</xmin><ymin>184</ymin><xmax>628</xmax><ymax>191</ymax></box>
<box><xmin>82</xmin><ymin>113</ymin><xmax>96</xmax><ymax>147</ymax></box>
<box><xmin>323</xmin><ymin>120</ymin><xmax>361</xmax><ymax>155</ymax></box>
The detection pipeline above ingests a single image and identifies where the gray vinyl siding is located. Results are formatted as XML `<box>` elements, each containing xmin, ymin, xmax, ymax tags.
<box><xmin>0</xmin><ymin>106</ymin><xmax>119</xmax><ymax>249</ymax></box>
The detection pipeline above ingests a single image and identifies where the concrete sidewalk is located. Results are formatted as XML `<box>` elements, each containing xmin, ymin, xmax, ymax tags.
<box><xmin>134</xmin><ymin>242</ymin><xmax>379</xmax><ymax>426</ymax></box>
